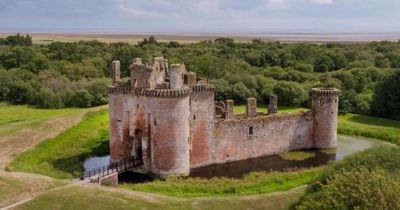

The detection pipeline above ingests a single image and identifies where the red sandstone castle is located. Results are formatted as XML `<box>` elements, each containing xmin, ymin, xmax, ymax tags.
<box><xmin>108</xmin><ymin>57</ymin><xmax>340</xmax><ymax>178</ymax></box>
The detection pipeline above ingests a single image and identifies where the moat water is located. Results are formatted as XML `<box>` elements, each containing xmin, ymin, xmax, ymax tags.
<box><xmin>83</xmin><ymin>135</ymin><xmax>391</xmax><ymax>179</ymax></box>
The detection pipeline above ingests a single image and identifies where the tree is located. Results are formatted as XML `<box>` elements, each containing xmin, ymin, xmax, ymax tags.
<box><xmin>273</xmin><ymin>81</ymin><xmax>308</xmax><ymax>106</ymax></box>
<box><xmin>3</xmin><ymin>33</ymin><xmax>33</xmax><ymax>46</ymax></box>
<box><xmin>372</xmin><ymin>70</ymin><xmax>400</xmax><ymax>119</ymax></box>
<box><xmin>167</xmin><ymin>41</ymin><xmax>181</xmax><ymax>48</ymax></box>
<box><xmin>314</xmin><ymin>55</ymin><xmax>335</xmax><ymax>72</ymax></box>
<box><xmin>36</xmin><ymin>87</ymin><xmax>64</xmax><ymax>108</ymax></box>
<box><xmin>70</xmin><ymin>90</ymin><xmax>93</xmax><ymax>108</ymax></box>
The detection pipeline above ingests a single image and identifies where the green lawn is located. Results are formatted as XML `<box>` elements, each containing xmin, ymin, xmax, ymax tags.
<box><xmin>0</xmin><ymin>103</ymin><xmax>79</xmax><ymax>137</ymax></box>
<box><xmin>120</xmin><ymin>168</ymin><xmax>323</xmax><ymax>197</ymax></box>
<box><xmin>13</xmin><ymin>184</ymin><xmax>307</xmax><ymax>210</ymax></box>
<box><xmin>338</xmin><ymin>113</ymin><xmax>400</xmax><ymax>145</ymax></box>
<box><xmin>233</xmin><ymin>105</ymin><xmax>308</xmax><ymax>114</ymax></box>
<box><xmin>8</xmin><ymin>109</ymin><xmax>109</xmax><ymax>179</ymax></box>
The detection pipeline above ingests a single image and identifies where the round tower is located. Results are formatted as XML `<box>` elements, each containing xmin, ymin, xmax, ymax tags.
<box><xmin>139</xmin><ymin>88</ymin><xmax>192</xmax><ymax>177</ymax></box>
<box><xmin>311</xmin><ymin>88</ymin><xmax>340</xmax><ymax>149</ymax></box>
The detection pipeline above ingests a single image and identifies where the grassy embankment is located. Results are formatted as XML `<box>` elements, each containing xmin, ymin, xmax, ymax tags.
<box><xmin>338</xmin><ymin>113</ymin><xmax>400</xmax><ymax>145</ymax></box>
<box><xmin>12</xmin><ymin>185</ymin><xmax>307</xmax><ymax>210</ymax></box>
<box><xmin>120</xmin><ymin>168</ymin><xmax>322</xmax><ymax>197</ymax></box>
<box><xmin>0</xmin><ymin>103</ymin><xmax>79</xmax><ymax>137</ymax></box>
<box><xmin>8</xmin><ymin>109</ymin><xmax>109</xmax><ymax>179</ymax></box>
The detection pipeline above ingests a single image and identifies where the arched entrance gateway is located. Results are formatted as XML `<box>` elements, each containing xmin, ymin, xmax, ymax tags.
<box><xmin>134</xmin><ymin>129</ymin><xmax>143</xmax><ymax>162</ymax></box>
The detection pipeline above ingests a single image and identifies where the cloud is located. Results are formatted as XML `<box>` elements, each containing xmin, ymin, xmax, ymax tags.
<box><xmin>0</xmin><ymin>0</ymin><xmax>399</xmax><ymax>33</ymax></box>
<box><xmin>115</xmin><ymin>0</ymin><xmax>160</xmax><ymax>17</ymax></box>
<box><xmin>310</xmin><ymin>0</ymin><xmax>333</xmax><ymax>4</ymax></box>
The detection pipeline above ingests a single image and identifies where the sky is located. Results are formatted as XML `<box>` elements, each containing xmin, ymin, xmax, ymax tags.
<box><xmin>0</xmin><ymin>0</ymin><xmax>399</xmax><ymax>33</ymax></box>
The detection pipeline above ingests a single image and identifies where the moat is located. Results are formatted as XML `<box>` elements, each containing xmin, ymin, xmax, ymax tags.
<box><xmin>84</xmin><ymin>134</ymin><xmax>390</xmax><ymax>179</ymax></box>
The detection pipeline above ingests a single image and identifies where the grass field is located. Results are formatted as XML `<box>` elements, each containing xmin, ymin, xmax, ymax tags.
<box><xmin>8</xmin><ymin>109</ymin><xmax>109</xmax><ymax>179</ymax></box>
<box><xmin>233</xmin><ymin>105</ymin><xmax>308</xmax><ymax>114</ymax></box>
<box><xmin>120</xmin><ymin>168</ymin><xmax>322</xmax><ymax>197</ymax></box>
<box><xmin>0</xmin><ymin>103</ymin><xmax>79</xmax><ymax>137</ymax></box>
<box><xmin>338</xmin><ymin>113</ymin><xmax>400</xmax><ymax>145</ymax></box>
<box><xmin>13</xmin><ymin>184</ymin><xmax>307</xmax><ymax>210</ymax></box>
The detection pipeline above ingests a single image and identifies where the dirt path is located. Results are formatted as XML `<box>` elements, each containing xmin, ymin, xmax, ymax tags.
<box><xmin>0</xmin><ymin>106</ymin><xmax>106</xmax><ymax>170</ymax></box>
<box><xmin>0</xmin><ymin>106</ymin><xmax>106</xmax><ymax>208</ymax></box>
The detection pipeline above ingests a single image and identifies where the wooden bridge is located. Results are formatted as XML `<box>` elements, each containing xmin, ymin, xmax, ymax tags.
<box><xmin>80</xmin><ymin>156</ymin><xmax>143</xmax><ymax>183</ymax></box>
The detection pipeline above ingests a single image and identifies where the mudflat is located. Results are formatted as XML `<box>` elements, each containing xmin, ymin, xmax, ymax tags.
<box><xmin>1</xmin><ymin>32</ymin><xmax>399</xmax><ymax>44</ymax></box>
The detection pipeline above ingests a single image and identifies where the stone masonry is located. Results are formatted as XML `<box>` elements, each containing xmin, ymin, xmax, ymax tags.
<box><xmin>108</xmin><ymin>57</ymin><xmax>340</xmax><ymax>178</ymax></box>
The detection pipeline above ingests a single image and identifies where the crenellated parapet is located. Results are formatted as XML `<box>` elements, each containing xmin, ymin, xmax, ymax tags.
<box><xmin>311</xmin><ymin>88</ymin><xmax>340</xmax><ymax>100</ymax></box>
<box><xmin>135</xmin><ymin>87</ymin><xmax>192</xmax><ymax>98</ymax></box>
<box><xmin>107</xmin><ymin>84</ymin><xmax>131</xmax><ymax>94</ymax></box>
<box><xmin>191</xmin><ymin>84</ymin><xmax>215</xmax><ymax>92</ymax></box>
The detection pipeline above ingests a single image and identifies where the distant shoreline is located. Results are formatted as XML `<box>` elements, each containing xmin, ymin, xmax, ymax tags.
<box><xmin>1</xmin><ymin>32</ymin><xmax>399</xmax><ymax>44</ymax></box>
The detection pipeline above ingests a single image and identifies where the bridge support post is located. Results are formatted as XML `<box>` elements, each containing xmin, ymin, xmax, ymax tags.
<box><xmin>99</xmin><ymin>172</ymin><xmax>119</xmax><ymax>186</ymax></box>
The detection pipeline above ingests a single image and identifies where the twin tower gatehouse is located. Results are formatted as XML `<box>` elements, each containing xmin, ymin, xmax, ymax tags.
<box><xmin>108</xmin><ymin>57</ymin><xmax>340</xmax><ymax>178</ymax></box>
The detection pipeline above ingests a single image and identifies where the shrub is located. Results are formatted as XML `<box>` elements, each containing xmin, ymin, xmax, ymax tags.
<box><xmin>294</xmin><ymin>147</ymin><xmax>400</xmax><ymax>210</ymax></box>
<box><xmin>295</xmin><ymin>167</ymin><xmax>400</xmax><ymax>210</ymax></box>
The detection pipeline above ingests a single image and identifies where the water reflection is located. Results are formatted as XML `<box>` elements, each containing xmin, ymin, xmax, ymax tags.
<box><xmin>190</xmin><ymin>135</ymin><xmax>389</xmax><ymax>178</ymax></box>
<box><xmin>83</xmin><ymin>155</ymin><xmax>110</xmax><ymax>173</ymax></box>
<box><xmin>84</xmin><ymin>135</ymin><xmax>390</xmax><ymax>178</ymax></box>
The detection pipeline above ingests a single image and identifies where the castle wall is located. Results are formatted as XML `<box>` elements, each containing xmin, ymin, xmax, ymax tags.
<box><xmin>108</xmin><ymin>90</ymin><xmax>134</xmax><ymax>162</ymax></box>
<box><xmin>189</xmin><ymin>86</ymin><xmax>215</xmax><ymax>168</ymax></box>
<box><xmin>212</xmin><ymin>111</ymin><xmax>314</xmax><ymax>164</ymax></box>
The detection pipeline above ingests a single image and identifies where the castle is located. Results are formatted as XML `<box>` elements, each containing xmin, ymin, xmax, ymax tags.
<box><xmin>108</xmin><ymin>57</ymin><xmax>340</xmax><ymax>178</ymax></box>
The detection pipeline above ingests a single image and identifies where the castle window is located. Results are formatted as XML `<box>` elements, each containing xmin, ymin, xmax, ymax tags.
<box><xmin>137</xmin><ymin>104</ymin><xmax>139</xmax><ymax>109</ymax></box>
<box><xmin>249</xmin><ymin>126</ymin><xmax>254</xmax><ymax>135</ymax></box>
<box><xmin>154</xmin><ymin>118</ymin><xmax>157</xmax><ymax>126</ymax></box>
<box><xmin>193</xmin><ymin>115</ymin><xmax>196</xmax><ymax>120</ymax></box>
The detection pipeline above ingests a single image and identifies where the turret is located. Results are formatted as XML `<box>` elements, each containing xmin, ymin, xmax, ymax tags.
<box><xmin>311</xmin><ymin>88</ymin><xmax>340</xmax><ymax>149</ymax></box>
<box><xmin>111</xmin><ymin>60</ymin><xmax>121</xmax><ymax>84</ymax></box>
<box><xmin>141</xmin><ymin>88</ymin><xmax>191</xmax><ymax>177</ymax></box>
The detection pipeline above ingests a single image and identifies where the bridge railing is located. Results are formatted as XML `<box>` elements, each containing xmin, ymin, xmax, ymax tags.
<box><xmin>79</xmin><ymin>156</ymin><xmax>143</xmax><ymax>182</ymax></box>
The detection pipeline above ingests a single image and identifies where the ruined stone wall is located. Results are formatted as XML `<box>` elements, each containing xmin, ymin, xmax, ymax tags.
<box><xmin>189</xmin><ymin>85</ymin><xmax>216</xmax><ymax>168</ymax></box>
<box><xmin>212</xmin><ymin>111</ymin><xmax>314</xmax><ymax>164</ymax></box>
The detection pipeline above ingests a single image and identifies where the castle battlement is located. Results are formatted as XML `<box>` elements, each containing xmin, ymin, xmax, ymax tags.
<box><xmin>311</xmin><ymin>88</ymin><xmax>341</xmax><ymax>99</ymax></box>
<box><xmin>191</xmin><ymin>84</ymin><xmax>216</xmax><ymax>92</ymax></box>
<box><xmin>135</xmin><ymin>87</ymin><xmax>192</xmax><ymax>98</ymax></box>
<box><xmin>108</xmin><ymin>58</ymin><xmax>340</xmax><ymax>179</ymax></box>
